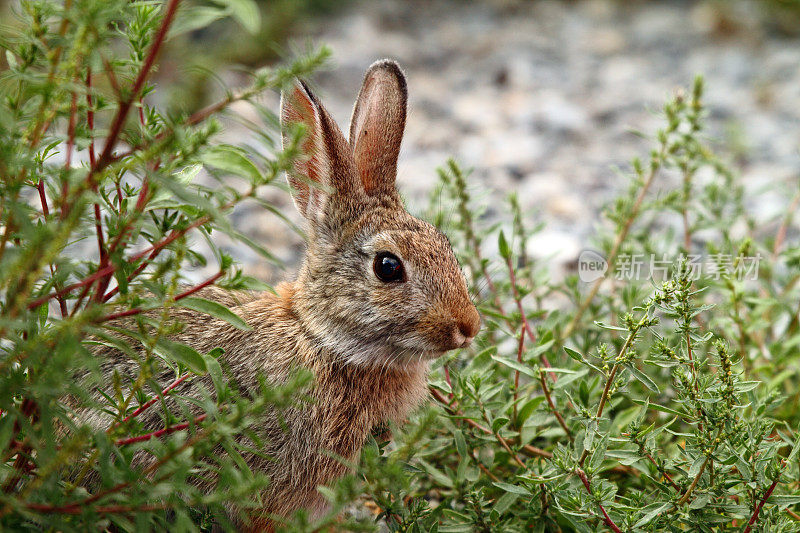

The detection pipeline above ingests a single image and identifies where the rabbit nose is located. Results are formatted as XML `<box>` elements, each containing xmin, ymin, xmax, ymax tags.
<box><xmin>454</xmin><ymin>306</ymin><xmax>481</xmax><ymax>347</ymax></box>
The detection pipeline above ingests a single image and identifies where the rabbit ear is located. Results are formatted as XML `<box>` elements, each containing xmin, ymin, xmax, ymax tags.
<box><xmin>349</xmin><ymin>60</ymin><xmax>407</xmax><ymax>198</ymax></box>
<box><xmin>281</xmin><ymin>80</ymin><xmax>358</xmax><ymax>223</ymax></box>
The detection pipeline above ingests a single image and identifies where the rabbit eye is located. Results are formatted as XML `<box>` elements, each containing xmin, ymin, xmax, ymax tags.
<box><xmin>373</xmin><ymin>252</ymin><xmax>405</xmax><ymax>283</ymax></box>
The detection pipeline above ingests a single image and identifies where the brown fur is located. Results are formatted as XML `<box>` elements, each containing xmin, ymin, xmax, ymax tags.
<box><xmin>88</xmin><ymin>60</ymin><xmax>480</xmax><ymax>525</ymax></box>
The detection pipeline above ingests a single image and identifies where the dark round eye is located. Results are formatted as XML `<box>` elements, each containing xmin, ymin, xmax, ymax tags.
<box><xmin>373</xmin><ymin>252</ymin><xmax>405</xmax><ymax>283</ymax></box>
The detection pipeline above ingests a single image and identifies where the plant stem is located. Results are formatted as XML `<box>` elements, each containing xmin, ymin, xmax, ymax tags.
<box><xmin>561</xmin><ymin>147</ymin><xmax>665</xmax><ymax>343</ymax></box>
<box><xmin>575</xmin><ymin>468</ymin><xmax>622</xmax><ymax>533</ymax></box>
<box><xmin>539</xmin><ymin>370</ymin><xmax>573</xmax><ymax>443</ymax></box>
<box><xmin>115</xmin><ymin>414</ymin><xmax>206</xmax><ymax>446</ymax></box>
<box><xmin>676</xmin><ymin>454</ymin><xmax>710</xmax><ymax>505</ymax></box>
<box><xmin>742</xmin><ymin>475</ymin><xmax>781</xmax><ymax>533</ymax></box>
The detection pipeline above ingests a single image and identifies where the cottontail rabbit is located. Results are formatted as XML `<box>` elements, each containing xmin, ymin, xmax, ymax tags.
<box><xmin>93</xmin><ymin>59</ymin><xmax>480</xmax><ymax>526</ymax></box>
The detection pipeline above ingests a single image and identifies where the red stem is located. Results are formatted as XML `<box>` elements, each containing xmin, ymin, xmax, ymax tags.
<box><xmin>86</xmin><ymin>69</ymin><xmax>106</xmax><ymax>266</ymax></box>
<box><xmin>25</xmin><ymin>502</ymin><xmax>168</xmax><ymax>515</ymax></box>
<box><xmin>86</xmin><ymin>68</ymin><xmax>96</xmax><ymax>168</ymax></box>
<box><xmin>92</xmin><ymin>0</ymin><xmax>180</xmax><ymax>173</ymax></box>
<box><xmin>743</xmin><ymin>474</ymin><xmax>782</xmax><ymax>533</ymax></box>
<box><xmin>576</xmin><ymin>468</ymin><xmax>622</xmax><ymax>533</ymax></box>
<box><xmin>28</xmin><ymin>263</ymin><xmax>116</xmax><ymax>310</ymax></box>
<box><xmin>101</xmin><ymin>215</ymin><xmax>211</xmax><ymax>301</ymax></box>
<box><xmin>62</xmin><ymin>86</ymin><xmax>78</xmax><ymax>214</ymax></box>
<box><xmin>35</xmin><ymin>177</ymin><xmax>68</xmax><ymax>317</ymax></box>
<box><xmin>86</xmin><ymin>0</ymin><xmax>179</xmax><ymax>303</ymax></box>
<box><xmin>99</xmin><ymin>270</ymin><xmax>223</xmax><ymax>323</ymax></box>
<box><xmin>30</xmin><ymin>213</ymin><xmax>211</xmax><ymax>310</ymax></box>
<box><xmin>101</xmin><ymin>54</ymin><xmax>121</xmax><ymax>100</ymax></box>
<box><xmin>505</xmin><ymin>255</ymin><xmax>555</xmax><ymax>379</ymax></box>
<box><xmin>115</xmin><ymin>414</ymin><xmax>206</xmax><ymax>446</ymax></box>
<box><xmin>110</xmin><ymin>374</ymin><xmax>191</xmax><ymax>430</ymax></box>
<box><xmin>443</xmin><ymin>365</ymin><xmax>454</xmax><ymax>400</ymax></box>
<box><xmin>513</xmin><ymin>325</ymin><xmax>525</xmax><ymax>421</ymax></box>
<box><xmin>646</xmin><ymin>451</ymin><xmax>680</xmax><ymax>491</ymax></box>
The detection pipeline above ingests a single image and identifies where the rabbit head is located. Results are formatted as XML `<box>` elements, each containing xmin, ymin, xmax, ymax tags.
<box><xmin>280</xmin><ymin>60</ymin><xmax>480</xmax><ymax>368</ymax></box>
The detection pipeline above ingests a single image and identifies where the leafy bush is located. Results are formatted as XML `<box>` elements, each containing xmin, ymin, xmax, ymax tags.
<box><xmin>2</xmin><ymin>1</ymin><xmax>800</xmax><ymax>532</ymax></box>
<box><xmin>0</xmin><ymin>0</ymin><xmax>326</xmax><ymax>529</ymax></box>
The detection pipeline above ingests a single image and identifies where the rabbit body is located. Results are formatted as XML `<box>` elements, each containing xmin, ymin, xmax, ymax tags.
<box><xmin>92</xmin><ymin>60</ymin><xmax>480</xmax><ymax>523</ymax></box>
<box><xmin>159</xmin><ymin>284</ymin><xmax>431</xmax><ymax>519</ymax></box>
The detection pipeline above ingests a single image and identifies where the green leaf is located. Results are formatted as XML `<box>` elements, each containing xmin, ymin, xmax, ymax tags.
<box><xmin>594</xmin><ymin>321</ymin><xmax>629</xmax><ymax>331</ymax></box>
<box><xmin>517</xmin><ymin>396</ymin><xmax>545</xmax><ymax>425</ymax></box>
<box><xmin>492</xmin><ymin>417</ymin><xmax>510</xmax><ymax>433</ymax></box>
<box><xmin>491</xmin><ymin>353</ymin><xmax>537</xmax><ymax>378</ymax></box>
<box><xmin>492</xmin><ymin>482</ymin><xmax>530</xmax><ymax>495</ymax></box>
<box><xmin>625</xmin><ymin>364</ymin><xmax>660</xmax><ymax>393</ymax></box>
<box><xmin>155</xmin><ymin>339</ymin><xmax>207</xmax><ymax>375</ymax></box>
<box><xmin>551</xmin><ymin>367</ymin><xmax>589</xmax><ymax>390</ymax></box>
<box><xmin>688</xmin><ymin>493</ymin><xmax>710</xmax><ymax>510</ymax></box>
<box><xmin>203</xmin><ymin>348</ymin><xmax>225</xmax><ymax>400</ymax></box>
<box><xmin>498</xmin><ymin>230</ymin><xmax>511</xmax><ymax>260</ymax></box>
<box><xmin>688</xmin><ymin>455</ymin><xmax>706</xmax><ymax>479</ymax></box>
<box><xmin>633</xmin><ymin>502</ymin><xmax>672</xmax><ymax>527</ymax></box>
<box><xmin>203</xmin><ymin>145</ymin><xmax>263</xmax><ymax>184</ymax></box>
<box><xmin>417</xmin><ymin>458</ymin><xmax>453</xmax><ymax>488</ymax></box>
<box><xmin>787</xmin><ymin>424</ymin><xmax>800</xmax><ymax>463</ymax></box>
<box><xmin>172</xmin><ymin>6</ymin><xmax>228</xmax><ymax>36</ymax></box>
<box><xmin>631</xmin><ymin>398</ymin><xmax>685</xmax><ymax>417</ymax></box>
<box><xmin>492</xmin><ymin>491</ymin><xmax>519</xmax><ymax>515</ymax></box>
<box><xmin>770</xmin><ymin>495</ymin><xmax>800</xmax><ymax>507</ymax></box>
<box><xmin>177</xmin><ymin>297</ymin><xmax>252</xmax><ymax>331</ymax></box>
<box><xmin>733</xmin><ymin>381</ymin><xmax>760</xmax><ymax>393</ymax></box>
<box><xmin>454</xmin><ymin>430</ymin><xmax>467</xmax><ymax>457</ymax></box>
<box><xmin>564</xmin><ymin>347</ymin><xmax>584</xmax><ymax>362</ymax></box>
<box><xmin>215</xmin><ymin>0</ymin><xmax>261</xmax><ymax>34</ymax></box>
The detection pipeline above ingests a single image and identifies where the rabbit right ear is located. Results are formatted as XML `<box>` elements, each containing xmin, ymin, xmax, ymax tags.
<box><xmin>281</xmin><ymin>81</ymin><xmax>358</xmax><ymax>224</ymax></box>
<box><xmin>349</xmin><ymin>60</ymin><xmax>407</xmax><ymax>198</ymax></box>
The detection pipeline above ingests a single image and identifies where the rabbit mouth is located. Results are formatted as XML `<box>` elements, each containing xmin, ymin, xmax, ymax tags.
<box><xmin>419</xmin><ymin>349</ymin><xmax>446</xmax><ymax>360</ymax></box>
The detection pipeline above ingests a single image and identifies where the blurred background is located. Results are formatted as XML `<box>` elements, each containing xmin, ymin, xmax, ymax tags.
<box><xmin>5</xmin><ymin>0</ymin><xmax>800</xmax><ymax>283</ymax></box>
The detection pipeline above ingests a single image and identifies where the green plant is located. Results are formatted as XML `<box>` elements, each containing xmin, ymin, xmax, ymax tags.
<box><xmin>4</xmin><ymin>0</ymin><xmax>800</xmax><ymax>531</ymax></box>
<box><xmin>0</xmin><ymin>0</ymin><xmax>327</xmax><ymax>529</ymax></box>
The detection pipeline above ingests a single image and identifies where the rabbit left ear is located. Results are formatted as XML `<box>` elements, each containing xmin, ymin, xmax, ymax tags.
<box><xmin>349</xmin><ymin>60</ymin><xmax>407</xmax><ymax>198</ymax></box>
<box><xmin>281</xmin><ymin>80</ymin><xmax>359</xmax><ymax>224</ymax></box>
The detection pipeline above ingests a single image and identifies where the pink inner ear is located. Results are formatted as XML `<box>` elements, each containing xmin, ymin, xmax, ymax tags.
<box><xmin>354</xmin><ymin>91</ymin><xmax>383</xmax><ymax>193</ymax></box>
<box><xmin>283</xmin><ymin>85</ymin><xmax>327</xmax><ymax>217</ymax></box>
<box><xmin>351</xmin><ymin>76</ymin><xmax>404</xmax><ymax>197</ymax></box>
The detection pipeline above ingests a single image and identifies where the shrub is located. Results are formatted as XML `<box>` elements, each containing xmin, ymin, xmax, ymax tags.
<box><xmin>0</xmin><ymin>0</ymin><xmax>325</xmax><ymax>529</ymax></box>
<box><xmin>2</xmin><ymin>1</ymin><xmax>800</xmax><ymax>532</ymax></box>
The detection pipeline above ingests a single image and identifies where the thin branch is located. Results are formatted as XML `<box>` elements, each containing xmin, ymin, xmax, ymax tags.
<box><xmin>115</xmin><ymin>414</ymin><xmax>206</xmax><ymax>446</ymax></box>
<box><xmin>578</xmin><ymin>322</ymin><xmax>641</xmax><ymax>467</ymax></box>
<box><xmin>86</xmin><ymin>67</ymin><xmax>106</xmax><ymax>272</ymax></box>
<box><xmin>677</xmin><ymin>454</ymin><xmax>711</xmax><ymax>506</ymax></box>
<box><xmin>110</xmin><ymin>374</ymin><xmax>192</xmax><ymax>430</ymax></box>
<box><xmin>92</xmin><ymin>0</ymin><xmax>180</xmax><ymax>174</ymax></box>
<box><xmin>35</xmin><ymin>178</ymin><xmax>68</xmax><ymax>317</ymax></box>
<box><xmin>513</xmin><ymin>328</ymin><xmax>524</xmax><ymax>421</ymax></box>
<box><xmin>742</xmin><ymin>474</ymin><xmax>781</xmax><ymax>533</ymax></box>
<box><xmin>25</xmin><ymin>502</ymin><xmax>169</xmax><ymax>515</ymax></box>
<box><xmin>641</xmin><ymin>450</ymin><xmax>680</xmax><ymax>491</ymax></box>
<box><xmin>429</xmin><ymin>387</ymin><xmax>552</xmax><ymax>460</ymax></box>
<box><xmin>575</xmin><ymin>468</ymin><xmax>622</xmax><ymax>533</ymax></box>
<box><xmin>539</xmin><ymin>370</ymin><xmax>573</xmax><ymax>443</ymax></box>
<box><xmin>773</xmin><ymin>190</ymin><xmax>800</xmax><ymax>260</ymax></box>
<box><xmin>29</xmin><ymin>212</ymin><xmax>214</xmax><ymax>310</ymax></box>
<box><xmin>99</xmin><ymin>270</ymin><xmax>224</xmax><ymax>323</ymax></box>
<box><xmin>561</xmin><ymin>147</ymin><xmax>665</xmax><ymax>343</ymax></box>
<box><xmin>61</xmin><ymin>83</ymin><xmax>78</xmax><ymax>217</ymax></box>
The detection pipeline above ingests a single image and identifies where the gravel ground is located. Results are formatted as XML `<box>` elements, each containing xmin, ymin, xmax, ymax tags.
<box><xmin>208</xmin><ymin>0</ymin><xmax>800</xmax><ymax>284</ymax></box>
